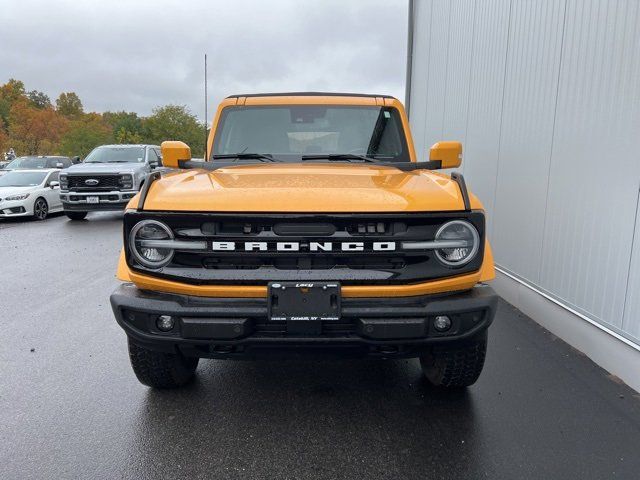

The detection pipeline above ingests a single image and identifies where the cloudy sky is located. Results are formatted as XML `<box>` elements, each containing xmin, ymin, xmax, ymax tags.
<box><xmin>2</xmin><ymin>0</ymin><xmax>408</xmax><ymax>122</ymax></box>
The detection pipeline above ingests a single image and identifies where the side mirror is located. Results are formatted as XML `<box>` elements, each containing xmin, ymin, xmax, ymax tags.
<box><xmin>161</xmin><ymin>141</ymin><xmax>191</xmax><ymax>169</ymax></box>
<box><xmin>72</xmin><ymin>156</ymin><xmax>81</xmax><ymax>164</ymax></box>
<box><xmin>49</xmin><ymin>181</ymin><xmax>60</xmax><ymax>189</ymax></box>
<box><xmin>429</xmin><ymin>141</ymin><xmax>462</xmax><ymax>169</ymax></box>
<box><xmin>149</xmin><ymin>161</ymin><xmax>158</xmax><ymax>169</ymax></box>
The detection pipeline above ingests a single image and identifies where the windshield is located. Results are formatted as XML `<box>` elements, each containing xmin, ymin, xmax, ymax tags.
<box><xmin>0</xmin><ymin>171</ymin><xmax>47</xmax><ymax>187</ymax></box>
<box><xmin>84</xmin><ymin>147</ymin><xmax>145</xmax><ymax>163</ymax></box>
<box><xmin>212</xmin><ymin>106</ymin><xmax>409</xmax><ymax>162</ymax></box>
<box><xmin>5</xmin><ymin>157</ymin><xmax>48</xmax><ymax>169</ymax></box>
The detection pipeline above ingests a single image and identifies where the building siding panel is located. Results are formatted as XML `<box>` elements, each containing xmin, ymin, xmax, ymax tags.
<box><xmin>491</xmin><ymin>0</ymin><xmax>566</xmax><ymax>282</ymax></box>
<box><xmin>409</xmin><ymin>0</ymin><xmax>640</xmax><ymax>345</ymax></box>
<box><xmin>540</xmin><ymin>0</ymin><xmax>640</xmax><ymax>329</ymax></box>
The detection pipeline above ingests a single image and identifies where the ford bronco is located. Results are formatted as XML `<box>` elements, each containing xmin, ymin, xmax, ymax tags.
<box><xmin>110</xmin><ymin>93</ymin><xmax>497</xmax><ymax>389</ymax></box>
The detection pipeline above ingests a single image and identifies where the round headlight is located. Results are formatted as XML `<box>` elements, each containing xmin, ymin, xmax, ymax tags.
<box><xmin>434</xmin><ymin>220</ymin><xmax>479</xmax><ymax>267</ymax></box>
<box><xmin>129</xmin><ymin>220</ymin><xmax>174</xmax><ymax>268</ymax></box>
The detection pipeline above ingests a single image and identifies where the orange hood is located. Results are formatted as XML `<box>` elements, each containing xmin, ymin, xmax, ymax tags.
<box><xmin>138</xmin><ymin>163</ymin><xmax>477</xmax><ymax>212</ymax></box>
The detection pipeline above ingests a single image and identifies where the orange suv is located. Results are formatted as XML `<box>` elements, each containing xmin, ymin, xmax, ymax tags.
<box><xmin>110</xmin><ymin>93</ymin><xmax>496</xmax><ymax>389</ymax></box>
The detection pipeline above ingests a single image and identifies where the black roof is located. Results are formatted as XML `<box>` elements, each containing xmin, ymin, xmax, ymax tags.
<box><xmin>226</xmin><ymin>92</ymin><xmax>396</xmax><ymax>99</ymax></box>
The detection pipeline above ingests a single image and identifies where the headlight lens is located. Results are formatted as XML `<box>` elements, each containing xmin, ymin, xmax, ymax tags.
<box><xmin>120</xmin><ymin>174</ymin><xmax>134</xmax><ymax>189</ymax></box>
<box><xmin>6</xmin><ymin>193</ymin><xmax>30</xmax><ymax>201</ymax></box>
<box><xmin>59</xmin><ymin>174</ymin><xmax>68</xmax><ymax>189</ymax></box>
<box><xmin>434</xmin><ymin>220</ymin><xmax>480</xmax><ymax>266</ymax></box>
<box><xmin>129</xmin><ymin>220</ymin><xmax>174</xmax><ymax>268</ymax></box>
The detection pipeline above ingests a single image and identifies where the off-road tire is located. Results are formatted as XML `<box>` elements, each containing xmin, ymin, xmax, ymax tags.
<box><xmin>128</xmin><ymin>340</ymin><xmax>199</xmax><ymax>389</ymax></box>
<box><xmin>65</xmin><ymin>211</ymin><xmax>87</xmax><ymax>221</ymax></box>
<box><xmin>420</xmin><ymin>332</ymin><xmax>488</xmax><ymax>388</ymax></box>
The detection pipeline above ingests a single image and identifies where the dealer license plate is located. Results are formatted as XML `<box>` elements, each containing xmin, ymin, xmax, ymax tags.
<box><xmin>268</xmin><ymin>282</ymin><xmax>341</xmax><ymax>322</ymax></box>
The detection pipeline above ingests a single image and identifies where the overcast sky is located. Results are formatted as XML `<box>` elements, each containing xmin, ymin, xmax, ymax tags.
<box><xmin>2</xmin><ymin>0</ymin><xmax>408</xmax><ymax>122</ymax></box>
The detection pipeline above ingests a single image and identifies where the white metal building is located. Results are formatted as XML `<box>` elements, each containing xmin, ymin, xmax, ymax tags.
<box><xmin>406</xmin><ymin>0</ymin><xmax>640</xmax><ymax>391</ymax></box>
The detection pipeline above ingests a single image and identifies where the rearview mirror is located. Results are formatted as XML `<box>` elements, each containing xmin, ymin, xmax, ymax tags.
<box><xmin>161</xmin><ymin>141</ymin><xmax>191</xmax><ymax>168</ymax></box>
<box><xmin>429</xmin><ymin>141</ymin><xmax>462</xmax><ymax>169</ymax></box>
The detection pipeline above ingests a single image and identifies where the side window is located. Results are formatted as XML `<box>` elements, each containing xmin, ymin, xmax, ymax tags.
<box><xmin>47</xmin><ymin>171</ymin><xmax>60</xmax><ymax>185</ymax></box>
<box><xmin>49</xmin><ymin>158</ymin><xmax>66</xmax><ymax>168</ymax></box>
<box><xmin>154</xmin><ymin>149</ymin><xmax>163</xmax><ymax>166</ymax></box>
<box><xmin>147</xmin><ymin>148</ymin><xmax>159</xmax><ymax>163</ymax></box>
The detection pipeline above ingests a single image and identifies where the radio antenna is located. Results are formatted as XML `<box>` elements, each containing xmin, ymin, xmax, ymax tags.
<box><xmin>204</xmin><ymin>53</ymin><xmax>208</xmax><ymax>161</ymax></box>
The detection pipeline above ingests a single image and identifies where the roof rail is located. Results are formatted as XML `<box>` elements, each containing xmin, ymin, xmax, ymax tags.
<box><xmin>226</xmin><ymin>92</ymin><xmax>396</xmax><ymax>99</ymax></box>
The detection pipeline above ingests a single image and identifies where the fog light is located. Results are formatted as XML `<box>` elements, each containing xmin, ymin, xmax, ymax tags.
<box><xmin>434</xmin><ymin>315</ymin><xmax>452</xmax><ymax>332</ymax></box>
<box><xmin>156</xmin><ymin>315</ymin><xmax>175</xmax><ymax>332</ymax></box>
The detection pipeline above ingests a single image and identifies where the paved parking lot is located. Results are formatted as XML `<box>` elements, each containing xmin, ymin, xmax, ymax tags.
<box><xmin>1</xmin><ymin>213</ymin><xmax>640</xmax><ymax>479</ymax></box>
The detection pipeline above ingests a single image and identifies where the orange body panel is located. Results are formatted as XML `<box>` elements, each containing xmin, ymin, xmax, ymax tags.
<box><xmin>137</xmin><ymin>164</ymin><xmax>482</xmax><ymax>213</ymax></box>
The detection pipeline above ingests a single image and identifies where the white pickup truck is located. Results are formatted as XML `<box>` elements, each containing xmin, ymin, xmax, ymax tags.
<box><xmin>59</xmin><ymin>144</ymin><xmax>163</xmax><ymax>220</ymax></box>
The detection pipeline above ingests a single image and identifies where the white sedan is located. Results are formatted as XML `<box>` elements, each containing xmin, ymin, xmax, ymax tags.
<box><xmin>0</xmin><ymin>169</ymin><xmax>63</xmax><ymax>220</ymax></box>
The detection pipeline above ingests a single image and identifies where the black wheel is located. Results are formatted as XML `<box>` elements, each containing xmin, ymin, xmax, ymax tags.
<box><xmin>65</xmin><ymin>211</ymin><xmax>87</xmax><ymax>221</ymax></box>
<box><xmin>128</xmin><ymin>340</ymin><xmax>199</xmax><ymax>389</ymax></box>
<box><xmin>419</xmin><ymin>332</ymin><xmax>488</xmax><ymax>388</ymax></box>
<box><xmin>33</xmin><ymin>197</ymin><xmax>48</xmax><ymax>220</ymax></box>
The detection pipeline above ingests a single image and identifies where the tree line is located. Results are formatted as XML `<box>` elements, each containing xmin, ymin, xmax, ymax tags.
<box><xmin>0</xmin><ymin>79</ymin><xmax>207</xmax><ymax>158</ymax></box>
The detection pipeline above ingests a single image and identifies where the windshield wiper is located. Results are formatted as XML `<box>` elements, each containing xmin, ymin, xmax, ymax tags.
<box><xmin>301</xmin><ymin>153</ymin><xmax>382</xmax><ymax>163</ymax></box>
<box><xmin>180</xmin><ymin>153</ymin><xmax>442</xmax><ymax>172</ymax></box>
<box><xmin>211</xmin><ymin>153</ymin><xmax>277</xmax><ymax>163</ymax></box>
<box><xmin>301</xmin><ymin>154</ymin><xmax>444</xmax><ymax>171</ymax></box>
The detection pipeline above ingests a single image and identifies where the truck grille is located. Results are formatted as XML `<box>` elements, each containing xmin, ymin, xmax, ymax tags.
<box><xmin>67</xmin><ymin>175</ymin><xmax>121</xmax><ymax>191</ymax></box>
<box><xmin>124</xmin><ymin>212</ymin><xmax>486</xmax><ymax>285</ymax></box>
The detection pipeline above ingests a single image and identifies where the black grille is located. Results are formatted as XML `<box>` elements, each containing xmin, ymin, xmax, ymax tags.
<box><xmin>67</xmin><ymin>175</ymin><xmax>121</xmax><ymax>190</ymax></box>
<box><xmin>124</xmin><ymin>212</ymin><xmax>486</xmax><ymax>285</ymax></box>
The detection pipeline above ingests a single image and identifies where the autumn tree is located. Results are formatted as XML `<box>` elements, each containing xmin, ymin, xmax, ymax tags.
<box><xmin>27</xmin><ymin>90</ymin><xmax>52</xmax><ymax>109</ymax></box>
<box><xmin>0</xmin><ymin>79</ymin><xmax>26</xmax><ymax>104</ymax></box>
<box><xmin>143</xmin><ymin>105</ymin><xmax>205</xmax><ymax>156</ymax></box>
<box><xmin>0</xmin><ymin>118</ymin><xmax>9</xmax><ymax>153</ymax></box>
<box><xmin>8</xmin><ymin>101</ymin><xmax>68</xmax><ymax>154</ymax></box>
<box><xmin>0</xmin><ymin>79</ymin><xmax>26</xmax><ymax>131</ymax></box>
<box><xmin>0</xmin><ymin>79</ymin><xmax>211</xmax><ymax>157</ymax></box>
<box><xmin>103</xmin><ymin>111</ymin><xmax>143</xmax><ymax>144</ymax></box>
<box><xmin>56</xmin><ymin>92</ymin><xmax>83</xmax><ymax>117</ymax></box>
<box><xmin>58</xmin><ymin>113</ymin><xmax>112</xmax><ymax>157</ymax></box>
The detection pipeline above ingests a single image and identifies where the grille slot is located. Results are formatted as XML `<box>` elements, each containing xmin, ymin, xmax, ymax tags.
<box><xmin>67</xmin><ymin>175</ymin><xmax>121</xmax><ymax>190</ymax></box>
<box><xmin>175</xmin><ymin>253</ymin><xmax>409</xmax><ymax>271</ymax></box>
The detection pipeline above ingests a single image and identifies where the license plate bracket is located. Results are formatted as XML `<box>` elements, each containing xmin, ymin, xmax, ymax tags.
<box><xmin>268</xmin><ymin>282</ymin><xmax>341</xmax><ymax>328</ymax></box>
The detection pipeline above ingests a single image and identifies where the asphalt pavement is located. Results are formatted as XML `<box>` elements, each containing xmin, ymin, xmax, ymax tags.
<box><xmin>1</xmin><ymin>212</ymin><xmax>640</xmax><ymax>480</ymax></box>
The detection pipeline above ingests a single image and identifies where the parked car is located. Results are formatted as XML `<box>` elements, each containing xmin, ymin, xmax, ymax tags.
<box><xmin>0</xmin><ymin>169</ymin><xmax>62</xmax><ymax>220</ymax></box>
<box><xmin>110</xmin><ymin>92</ymin><xmax>497</xmax><ymax>389</ymax></box>
<box><xmin>59</xmin><ymin>144</ymin><xmax>163</xmax><ymax>220</ymax></box>
<box><xmin>0</xmin><ymin>156</ymin><xmax>73</xmax><ymax>177</ymax></box>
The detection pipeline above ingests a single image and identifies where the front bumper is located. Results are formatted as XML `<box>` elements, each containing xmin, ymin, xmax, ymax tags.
<box><xmin>0</xmin><ymin>199</ymin><xmax>30</xmax><ymax>217</ymax></box>
<box><xmin>61</xmin><ymin>190</ymin><xmax>137</xmax><ymax>211</ymax></box>
<box><xmin>111</xmin><ymin>283</ymin><xmax>498</xmax><ymax>359</ymax></box>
